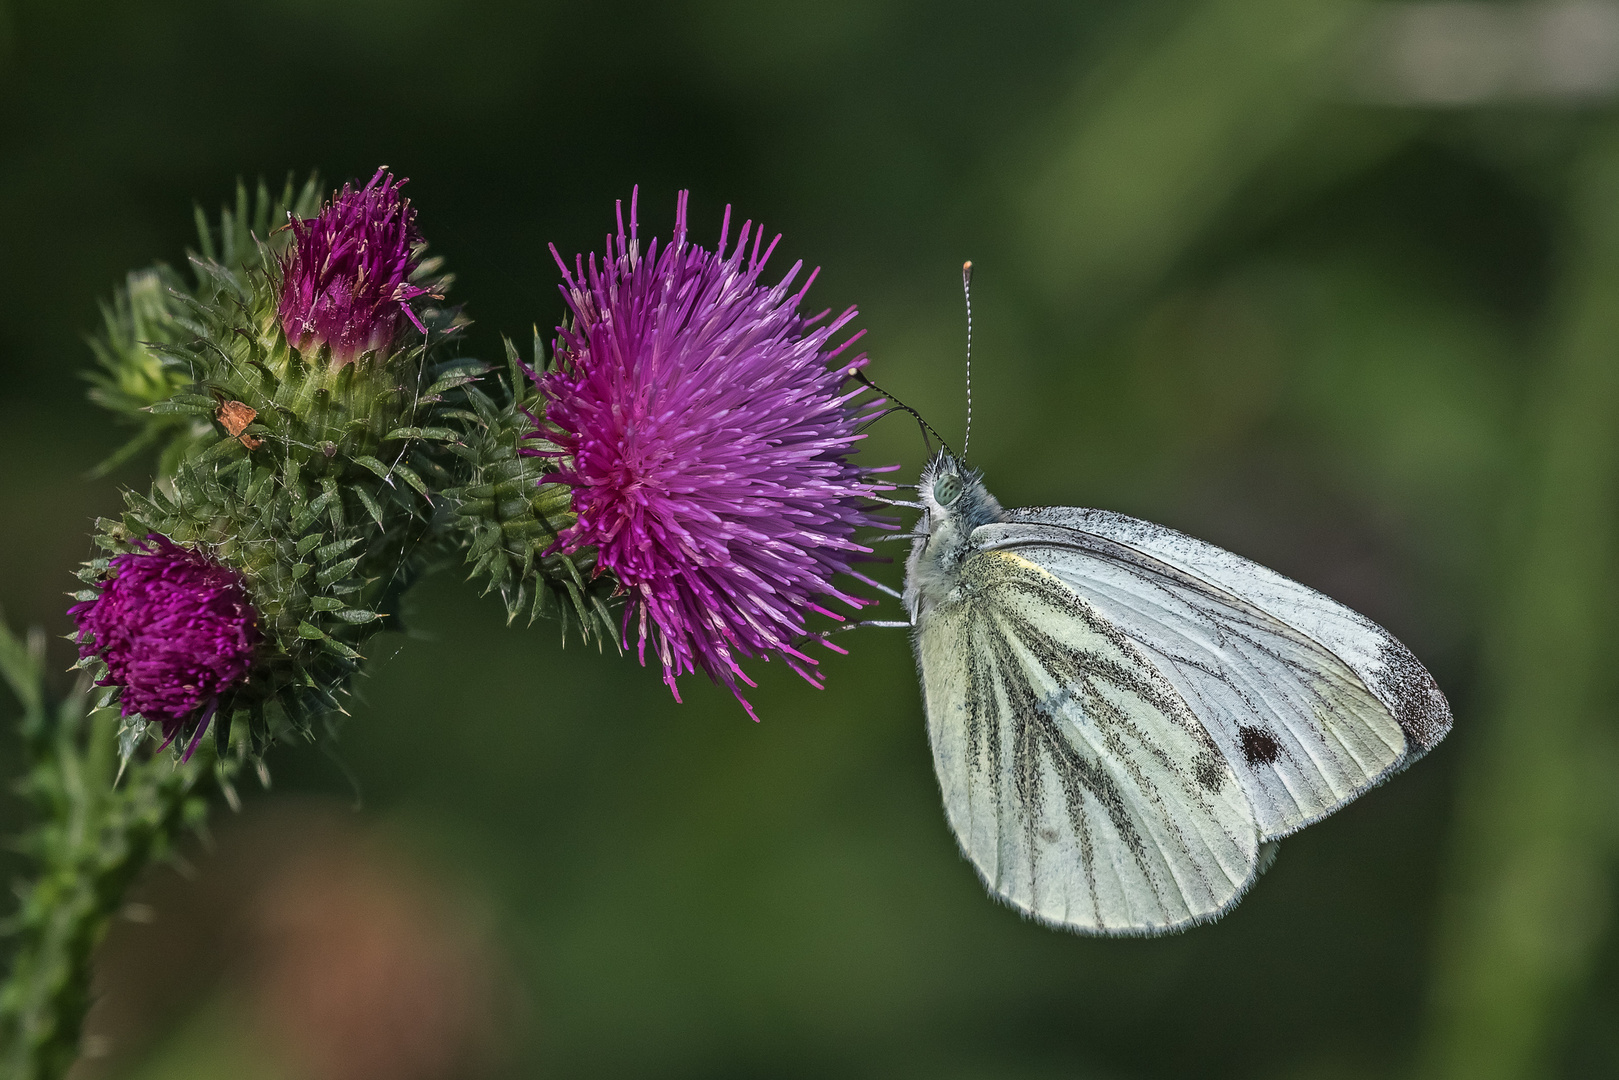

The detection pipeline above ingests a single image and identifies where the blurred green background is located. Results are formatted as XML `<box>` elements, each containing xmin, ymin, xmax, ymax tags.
<box><xmin>6</xmin><ymin>0</ymin><xmax>1619</xmax><ymax>1077</ymax></box>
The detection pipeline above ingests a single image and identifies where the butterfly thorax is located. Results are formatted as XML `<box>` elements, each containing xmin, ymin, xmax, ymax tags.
<box><xmin>904</xmin><ymin>452</ymin><xmax>1004</xmax><ymax>623</ymax></box>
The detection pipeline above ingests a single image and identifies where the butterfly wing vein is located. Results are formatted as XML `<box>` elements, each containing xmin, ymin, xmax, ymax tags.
<box><xmin>977</xmin><ymin>509</ymin><xmax>1451</xmax><ymax>840</ymax></box>
<box><xmin>918</xmin><ymin>550</ymin><xmax>1259</xmax><ymax>935</ymax></box>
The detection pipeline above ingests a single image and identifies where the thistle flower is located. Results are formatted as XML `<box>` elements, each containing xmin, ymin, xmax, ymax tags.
<box><xmin>536</xmin><ymin>190</ymin><xmax>889</xmax><ymax>718</ymax></box>
<box><xmin>277</xmin><ymin>168</ymin><xmax>432</xmax><ymax>364</ymax></box>
<box><xmin>72</xmin><ymin>535</ymin><xmax>259</xmax><ymax>751</ymax></box>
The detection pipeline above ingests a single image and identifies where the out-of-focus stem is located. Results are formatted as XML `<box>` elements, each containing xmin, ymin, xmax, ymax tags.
<box><xmin>1418</xmin><ymin>127</ymin><xmax>1619</xmax><ymax>1080</ymax></box>
<box><xmin>1022</xmin><ymin>0</ymin><xmax>1387</xmax><ymax>316</ymax></box>
<box><xmin>0</xmin><ymin>621</ymin><xmax>220</xmax><ymax>1080</ymax></box>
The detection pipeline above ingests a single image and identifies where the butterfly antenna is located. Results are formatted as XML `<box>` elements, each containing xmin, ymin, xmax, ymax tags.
<box><xmin>962</xmin><ymin>260</ymin><xmax>973</xmax><ymax>459</ymax></box>
<box><xmin>849</xmin><ymin>368</ymin><xmax>951</xmax><ymax>456</ymax></box>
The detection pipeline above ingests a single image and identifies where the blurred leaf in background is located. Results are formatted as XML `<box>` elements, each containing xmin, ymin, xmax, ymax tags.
<box><xmin>6</xmin><ymin>0</ymin><xmax>1619</xmax><ymax>1078</ymax></box>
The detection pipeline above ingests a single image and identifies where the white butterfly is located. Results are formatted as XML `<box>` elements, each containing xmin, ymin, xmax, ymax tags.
<box><xmin>895</xmin><ymin>451</ymin><xmax>1451</xmax><ymax>936</ymax></box>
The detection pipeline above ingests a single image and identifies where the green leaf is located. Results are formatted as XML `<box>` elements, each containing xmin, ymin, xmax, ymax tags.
<box><xmin>0</xmin><ymin>618</ymin><xmax>44</xmax><ymax>718</ymax></box>
<box><xmin>243</xmin><ymin>467</ymin><xmax>275</xmax><ymax>507</ymax></box>
<box><xmin>315</xmin><ymin>537</ymin><xmax>359</xmax><ymax>563</ymax></box>
<box><xmin>384</xmin><ymin>426</ymin><xmax>460</xmax><ymax>443</ymax></box>
<box><xmin>351</xmin><ymin>455</ymin><xmax>392</xmax><ymax>480</ymax></box>
<box><xmin>320</xmin><ymin>478</ymin><xmax>345</xmax><ymax>531</ymax></box>
<box><xmin>393</xmin><ymin>465</ymin><xmax>429</xmax><ymax>497</ymax></box>
<box><xmin>468</xmin><ymin>526</ymin><xmax>502</xmax><ymax>559</ymax></box>
<box><xmin>423</xmin><ymin>374</ymin><xmax>481</xmax><ymax>398</ymax></box>
<box><xmin>197</xmin><ymin>434</ymin><xmax>244</xmax><ymax>463</ymax></box>
<box><xmin>353</xmin><ymin>485</ymin><xmax>384</xmax><ymax>527</ymax></box>
<box><xmin>147</xmin><ymin>399</ymin><xmax>215</xmax><ymax>417</ymax></box>
<box><xmin>320</xmin><ymin>638</ymin><xmax>362</xmax><ymax>661</ymax></box>
<box><xmin>315</xmin><ymin>557</ymin><xmax>361</xmax><ymax>588</ymax></box>
<box><xmin>193</xmin><ymin>202</ymin><xmax>217</xmax><ymax>262</ymax></box>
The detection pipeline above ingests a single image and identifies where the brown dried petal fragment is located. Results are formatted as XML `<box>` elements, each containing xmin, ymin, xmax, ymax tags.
<box><xmin>217</xmin><ymin>400</ymin><xmax>263</xmax><ymax>449</ymax></box>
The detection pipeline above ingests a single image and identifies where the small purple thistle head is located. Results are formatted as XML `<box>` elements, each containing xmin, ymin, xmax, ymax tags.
<box><xmin>277</xmin><ymin>167</ymin><xmax>433</xmax><ymax>365</ymax></box>
<box><xmin>71</xmin><ymin>535</ymin><xmax>260</xmax><ymax>745</ymax></box>
<box><xmin>535</xmin><ymin>190</ymin><xmax>892</xmax><ymax>718</ymax></box>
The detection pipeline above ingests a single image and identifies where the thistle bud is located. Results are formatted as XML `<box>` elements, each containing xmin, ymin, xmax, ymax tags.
<box><xmin>277</xmin><ymin>168</ymin><xmax>434</xmax><ymax>365</ymax></box>
<box><xmin>86</xmin><ymin>176</ymin><xmax>324</xmax><ymax>476</ymax></box>
<box><xmin>71</xmin><ymin>535</ymin><xmax>259</xmax><ymax>755</ymax></box>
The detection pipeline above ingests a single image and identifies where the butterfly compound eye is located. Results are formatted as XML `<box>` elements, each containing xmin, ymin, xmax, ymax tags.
<box><xmin>932</xmin><ymin>473</ymin><xmax>964</xmax><ymax>506</ymax></box>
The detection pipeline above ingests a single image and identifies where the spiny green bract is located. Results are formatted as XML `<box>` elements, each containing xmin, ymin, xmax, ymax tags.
<box><xmin>446</xmin><ymin>333</ymin><xmax>619</xmax><ymax>649</ymax></box>
<box><xmin>86</xmin><ymin>175</ymin><xmax>325</xmax><ymax>479</ymax></box>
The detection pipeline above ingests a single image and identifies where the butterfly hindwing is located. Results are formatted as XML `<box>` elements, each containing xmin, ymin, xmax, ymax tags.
<box><xmin>975</xmin><ymin>508</ymin><xmax>1452</xmax><ymax>841</ymax></box>
<box><xmin>916</xmin><ymin>548</ymin><xmax>1260</xmax><ymax>935</ymax></box>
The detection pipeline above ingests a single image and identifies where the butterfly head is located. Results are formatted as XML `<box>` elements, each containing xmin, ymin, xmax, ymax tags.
<box><xmin>919</xmin><ymin>451</ymin><xmax>1002</xmax><ymax>530</ymax></box>
<box><xmin>906</xmin><ymin>451</ymin><xmax>1004</xmax><ymax>620</ymax></box>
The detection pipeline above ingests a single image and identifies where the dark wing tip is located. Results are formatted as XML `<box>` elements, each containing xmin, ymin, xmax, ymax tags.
<box><xmin>1375</xmin><ymin>638</ymin><xmax>1453</xmax><ymax>754</ymax></box>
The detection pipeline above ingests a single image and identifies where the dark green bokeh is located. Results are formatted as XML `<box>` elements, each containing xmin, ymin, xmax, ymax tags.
<box><xmin>4</xmin><ymin>1</ymin><xmax>1618</xmax><ymax>1077</ymax></box>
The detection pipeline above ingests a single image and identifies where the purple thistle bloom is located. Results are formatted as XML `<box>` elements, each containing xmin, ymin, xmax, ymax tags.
<box><xmin>72</xmin><ymin>535</ymin><xmax>259</xmax><ymax>751</ymax></box>
<box><xmin>535</xmin><ymin>190</ymin><xmax>892</xmax><ymax>719</ymax></box>
<box><xmin>277</xmin><ymin>167</ymin><xmax>433</xmax><ymax>365</ymax></box>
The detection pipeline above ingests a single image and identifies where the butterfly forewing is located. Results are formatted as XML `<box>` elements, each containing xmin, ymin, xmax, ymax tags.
<box><xmin>917</xmin><ymin>549</ymin><xmax>1260</xmax><ymax>935</ymax></box>
<box><xmin>976</xmin><ymin>509</ymin><xmax>1451</xmax><ymax>840</ymax></box>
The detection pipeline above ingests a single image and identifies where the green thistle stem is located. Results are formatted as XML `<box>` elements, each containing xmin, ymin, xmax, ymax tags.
<box><xmin>0</xmin><ymin>620</ymin><xmax>229</xmax><ymax>1080</ymax></box>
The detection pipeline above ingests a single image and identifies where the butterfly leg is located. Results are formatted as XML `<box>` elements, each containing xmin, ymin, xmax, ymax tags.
<box><xmin>846</xmin><ymin>569</ymin><xmax>904</xmax><ymax>600</ymax></box>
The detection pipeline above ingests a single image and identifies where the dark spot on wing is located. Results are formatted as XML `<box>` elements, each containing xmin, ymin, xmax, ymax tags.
<box><xmin>1238</xmin><ymin>725</ymin><xmax>1281</xmax><ymax>766</ymax></box>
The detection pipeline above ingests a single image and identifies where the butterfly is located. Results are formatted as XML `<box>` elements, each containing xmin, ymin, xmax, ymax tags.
<box><xmin>894</xmin><ymin>450</ymin><xmax>1452</xmax><ymax>936</ymax></box>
